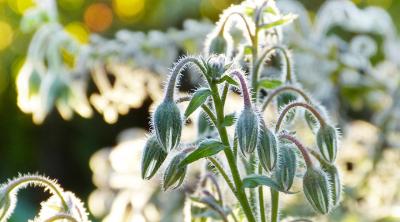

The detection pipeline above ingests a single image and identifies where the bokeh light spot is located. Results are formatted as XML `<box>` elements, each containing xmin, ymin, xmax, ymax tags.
<box><xmin>65</xmin><ymin>22</ymin><xmax>89</xmax><ymax>43</ymax></box>
<box><xmin>0</xmin><ymin>21</ymin><xmax>13</xmax><ymax>50</ymax></box>
<box><xmin>84</xmin><ymin>3</ymin><xmax>113</xmax><ymax>32</ymax></box>
<box><xmin>113</xmin><ymin>0</ymin><xmax>144</xmax><ymax>21</ymax></box>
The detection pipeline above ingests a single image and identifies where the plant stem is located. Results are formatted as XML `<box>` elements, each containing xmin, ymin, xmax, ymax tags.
<box><xmin>261</xmin><ymin>85</ymin><xmax>311</xmax><ymax>111</ymax></box>
<box><xmin>279</xmin><ymin>134</ymin><xmax>313</xmax><ymax>168</ymax></box>
<box><xmin>209</xmin><ymin>83</ymin><xmax>257</xmax><ymax>222</ymax></box>
<box><xmin>275</xmin><ymin>102</ymin><xmax>326</xmax><ymax>133</ymax></box>
<box><xmin>259</xmin><ymin>165</ymin><xmax>266</xmax><ymax>222</ymax></box>
<box><xmin>270</xmin><ymin>189</ymin><xmax>279</xmax><ymax>222</ymax></box>
<box><xmin>208</xmin><ymin>157</ymin><xmax>236</xmax><ymax>195</ymax></box>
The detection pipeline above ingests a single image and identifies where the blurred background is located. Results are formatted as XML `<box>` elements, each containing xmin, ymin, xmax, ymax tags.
<box><xmin>0</xmin><ymin>0</ymin><xmax>399</xmax><ymax>221</ymax></box>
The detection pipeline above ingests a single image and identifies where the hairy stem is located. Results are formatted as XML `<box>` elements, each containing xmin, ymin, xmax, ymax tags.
<box><xmin>231</xmin><ymin>70</ymin><xmax>252</xmax><ymax>109</ymax></box>
<box><xmin>275</xmin><ymin>102</ymin><xmax>326</xmax><ymax>132</ymax></box>
<box><xmin>257</xmin><ymin>46</ymin><xmax>293</xmax><ymax>83</ymax></box>
<box><xmin>279</xmin><ymin>134</ymin><xmax>314</xmax><ymax>168</ymax></box>
<box><xmin>165</xmin><ymin>56</ymin><xmax>206</xmax><ymax>101</ymax></box>
<box><xmin>209</xmin><ymin>82</ymin><xmax>256</xmax><ymax>222</ymax></box>
<box><xmin>262</xmin><ymin>85</ymin><xmax>311</xmax><ymax>111</ymax></box>
<box><xmin>270</xmin><ymin>189</ymin><xmax>279</xmax><ymax>222</ymax></box>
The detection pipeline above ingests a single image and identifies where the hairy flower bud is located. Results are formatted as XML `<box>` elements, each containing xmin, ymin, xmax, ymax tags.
<box><xmin>141</xmin><ymin>135</ymin><xmax>168</xmax><ymax>180</ymax></box>
<box><xmin>153</xmin><ymin>100</ymin><xmax>182</xmax><ymax>152</ymax></box>
<box><xmin>303</xmin><ymin>167</ymin><xmax>331</xmax><ymax>214</ymax></box>
<box><xmin>273</xmin><ymin>145</ymin><xmax>296</xmax><ymax>191</ymax></box>
<box><xmin>163</xmin><ymin>153</ymin><xmax>187</xmax><ymax>190</ymax></box>
<box><xmin>316</xmin><ymin>125</ymin><xmax>338</xmax><ymax>163</ymax></box>
<box><xmin>236</xmin><ymin>109</ymin><xmax>259</xmax><ymax>155</ymax></box>
<box><xmin>205</xmin><ymin>32</ymin><xmax>233</xmax><ymax>58</ymax></box>
<box><xmin>257</xmin><ymin>123</ymin><xmax>278</xmax><ymax>172</ymax></box>
<box><xmin>277</xmin><ymin>92</ymin><xmax>297</xmax><ymax>124</ymax></box>
<box><xmin>323</xmin><ymin>164</ymin><xmax>341</xmax><ymax>207</ymax></box>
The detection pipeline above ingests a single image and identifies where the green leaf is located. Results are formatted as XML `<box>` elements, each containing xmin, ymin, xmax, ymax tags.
<box><xmin>219</xmin><ymin>75</ymin><xmax>239</xmax><ymax>86</ymax></box>
<box><xmin>222</xmin><ymin>113</ymin><xmax>236</xmax><ymax>127</ymax></box>
<box><xmin>179</xmin><ymin>139</ymin><xmax>226</xmax><ymax>167</ymax></box>
<box><xmin>184</xmin><ymin>88</ymin><xmax>211</xmax><ymax>118</ymax></box>
<box><xmin>258</xmin><ymin>79</ymin><xmax>282</xmax><ymax>89</ymax></box>
<box><xmin>259</xmin><ymin>14</ymin><xmax>297</xmax><ymax>30</ymax></box>
<box><xmin>243</xmin><ymin>174</ymin><xmax>281</xmax><ymax>190</ymax></box>
<box><xmin>243</xmin><ymin>174</ymin><xmax>297</xmax><ymax>194</ymax></box>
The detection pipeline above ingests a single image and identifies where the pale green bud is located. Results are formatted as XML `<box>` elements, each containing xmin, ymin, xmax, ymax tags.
<box><xmin>163</xmin><ymin>153</ymin><xmax>187</xmax><ymax>190</ymax></box>
<box><xmin>273</xmin><ymin>145</ymin><xmax>296</xmax><ymax>191</ymax></box>
<box><xmin>303</xmin><ymin>167</ymin><xmax>331</xmax><ymax>214</ymax></box>
<box><xmin>257</xmin><ymin>123</ymin><xmax>278</xmax><ymax>172</ymax></box>
<box><xmin>316</xmin><ymin>125</ymin><xmax>338</xmax><ymax>163</ymax></box>
<box><xmin>153</xmin><ymin>100</ymin><xmax>182</xmax><ymax>152</ymax></box>
<box><xmin>141</xmin><ymin>135</ymin><xmax>168</xmax><ymax>180</ymax></box>
<box><xmin>235</xmin><ymin>109</ymin><xmax>259</xmax><ymax>155</ymax></box>
<box><xmin>323</xmin><ymin>164</ymin><xmax>341</xmax><ymax>207</ymax></box>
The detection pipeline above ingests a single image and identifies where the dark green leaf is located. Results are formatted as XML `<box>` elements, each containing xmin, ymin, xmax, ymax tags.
<box><xmin>258</xmin><ymin>79</ymin><xmax>282</xmax><ymax>89</ymax></box>
<box><xmin>184</xmin><ymin>88</ymin><xmax>211</xmax><ymax>118</ymax></box>
<box><xmin>179</xmin><ymin>139</ymin><xmax>226</xmax><ymax>167</ymax></box>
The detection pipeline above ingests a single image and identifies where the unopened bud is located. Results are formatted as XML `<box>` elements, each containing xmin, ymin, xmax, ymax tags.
<box><xmin>236</xmin><ymin>109</ymin><xmax>259</xmax><ymax>155</ymax></box>
<box><xmin>205</xmin><ymin>31</ymin><xmax>233</xmax><ymax>58</ymax></box>
<box><xmin>257</xmin><ymin>123</ymin><xmax>278</xmax><ymax>172</ymax></box>
<box><xmin>141</xmin><ymin>135</ymin><xmax>168</xmax><ymax>180</ymax></box>
<box><xmin>303</xmin><ymin>167</ymin><xmax>331</xmax><ymax>214</ymax></box>
<box><xmin>163</xmin><ymin>153</ymin><xmax>187</xmax><ymax>190</ymax></box>
<box><xmin>316</xmin><ymin>125</ymin><xmax>338</xmax><ymax>163</ymax></box>
<box><xmin>153</xmin><ymin>100</ymin><xmax>182</xmax><ymax>152</ymax></box>
<box><xmin>323</xmin><ymin>164</ymin><xmax>341</xmax><ymax>207</ymax></box>
<box><xmin>273</xmin><ymin>145</ymin><xmax>296</xmax><ymax>191</ymax></box>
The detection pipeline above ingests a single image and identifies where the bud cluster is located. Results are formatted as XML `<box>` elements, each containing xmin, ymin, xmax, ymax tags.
<box><xmin>141</xmin><ymin>1</ymin><xmax>342</xmax><ymax>221</ymax></box>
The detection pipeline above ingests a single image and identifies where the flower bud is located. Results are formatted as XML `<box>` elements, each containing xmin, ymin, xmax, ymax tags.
<box><xmin>141</xmin><ymin>135</ymin><xmax>168</xmax><ymax>180</ymax></box>
<box><xmin>163</xmin><ymin>153</ymin><xmax>187</xmax><ymax>190</ymax></box>
<box><xmin>323</xmin><ymin>164</ymin><xmax>341</xmax><ymax>207</ymax></box>
<box><xmin>277</xmin><ymin>92</ymin><xmax>297</xmax><ymax>124</ymax></box>
<box><xmin>257</xmin><ymin>123</ymin><xmax>278</xmax><ymax>172</ymax></box>
<box><xmin>205</xmin><ymin>32</ymin><xmax>233</xmax><ymax>57</ymax></box>
<box><xmin>304</xmin><ymin>110</ymin><xmax>319</xmax><ymax>133</ymax></box>
<box><xmin>207</xmin><ymin>55</ymin><xmax>228</xmax><ymax>79</ymax></box>
<box><xmin>303</xmin><ymin>167</ymin><xmax>331</xmax><ymax>214</ymax></box>
<box><xmin>316</xmin><ymin>125</ymin><xmax>338</xmax><ymax>163</ymax></box>
<box><xmin>273</xmin><ymin>145</ymin><xmax>296</xmax><ymax>191</ymax></box>
<box><xmin>235</xmin><ymin>109</ymin><xmax>259</xmax><ymax>155</ymax></box>
<box><xmin>153</xmin><ymin>100</ymin><xmax>182</xmax><ymax>152</ymax></box>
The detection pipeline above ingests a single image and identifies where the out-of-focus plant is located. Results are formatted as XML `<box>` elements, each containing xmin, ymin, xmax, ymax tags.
<box><xmin>16</xmin><ymin>0</ymin><xmax>213</xmax><ymax>124</ymax></box>
<box><xmin>0</xmin><ymin>174</ymin><xmax>89</xmax><ymax>222</ymax></box>
<box><xmin>141</xmin><ymin>1</ymin><xmax>343</xmax><ymax>221</ymax></box>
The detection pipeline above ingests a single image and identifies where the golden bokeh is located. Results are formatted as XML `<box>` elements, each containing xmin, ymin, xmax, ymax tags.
<box><xmin>0</xmin><ymin>21</ymin><xmax>13</xmax><ymax>50</ymax></box>
<box><xmin>7</xmin><ymin>0</ymin><xmax>35</xmax><ymax>14</ymax></box>
<box><xmin>65</xmin><ymin>22</ymin><xmax>89</xmax><ymax>43</ymax></box>
<box><xmin>113</xmin><ymin>0</ymin><xmax>144</xmax><ymax>21</ymax></box>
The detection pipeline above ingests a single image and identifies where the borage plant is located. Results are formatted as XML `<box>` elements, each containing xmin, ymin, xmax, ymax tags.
<box><xmin>142</xmin><ymin>1</ymin><xmax>342</xmax><ymax>222</ymax></box>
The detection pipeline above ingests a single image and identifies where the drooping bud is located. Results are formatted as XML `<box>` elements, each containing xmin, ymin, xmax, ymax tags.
<box><xmin>304</xmin><ymin>110</ymin><xmax>319</xmax><ymax>133</ymax></box>
<box><xmin>153</xmin><ymin>100</ymin><xmax>182</xmax><ymax>152</ymax></box>
<box><xmin>141</xmin><ymin>135</ymin><xmax>168</xmax><ymax>180</ymax></box>
<box><xmin>316</xmin><ymin>125</ymin><xmax>338</xmax><ymax>163</ymax></box>
<box><xmin>205</xmin><ymin>31</ymin><xmax>233</xmax><ymax>58</ymax></box>
<box><xmin>273</xmin><ymin>145</ymin><xmax>297</xmax><ymax>192</ymax></box>
<box><xmin>163</xmin><ymin>153</ymin><xmax>187</xmax><ymax>190</ymax></box>
<box><xmin>257</xmin><ymin>123</ymin><xmax>278</xmax><ymax>172</ymax></box>
<box><xmin>236</xmin><ymin>108</ymin><xmax>259</xmax><ymax>155</ymax></box>
<box><xmin>323</xmin><ymin>164</ymin><xmax>341</xmax><ymax>207</ymax></box>
<box><xmin>277</xmin><ymin>92</ymin><xmax>297</xmax><ymax>124</ymax></box>
<box><xmin>303</xmin><ymin>167</ymin><xmax>331</xmax><ymax>214</ymax></box>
